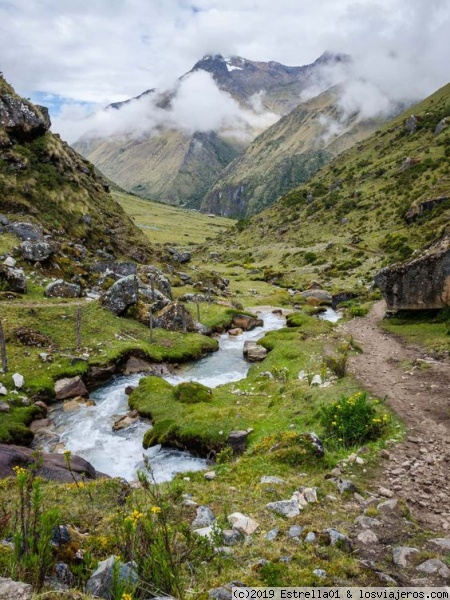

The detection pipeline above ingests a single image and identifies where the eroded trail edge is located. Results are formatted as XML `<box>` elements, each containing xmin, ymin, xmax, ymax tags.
<box><xmin>341</xmin><ymin>301</ymin><xmax>450</xmax><ymax>531</ymax></box>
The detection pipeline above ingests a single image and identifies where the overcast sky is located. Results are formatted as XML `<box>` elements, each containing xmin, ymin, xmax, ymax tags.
<box><xmin>0</xmin><ymin>0</ymin><xmax>449</xmax><ymax>141</ymax></box>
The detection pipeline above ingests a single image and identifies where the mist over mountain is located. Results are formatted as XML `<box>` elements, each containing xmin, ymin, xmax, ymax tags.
<box><xmin>73</xmin><ymin>53</ymin><xmax>344</xmax><ymax>207</ymax></box>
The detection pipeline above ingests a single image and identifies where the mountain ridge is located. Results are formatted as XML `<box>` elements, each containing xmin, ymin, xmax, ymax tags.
<box><xmin>73</xmin><ymin>52</ymin><xmax>344</xmax><ymax>208</ymax></box>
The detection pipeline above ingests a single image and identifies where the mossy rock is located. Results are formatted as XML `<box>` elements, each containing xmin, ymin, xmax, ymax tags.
<box><xmin>252</xmin><ymin>431</ymin><xmax>324</xmax><ymax>466</ymax></box>
<box><xmin>174</xmin><ymin>381</ymin><xmax>212</xmax><ymax>404</ymax></box>
<box><xmin>129</xmin><ymin>376</ymin><xmax>174</xmax><ymax>418</ymax></box>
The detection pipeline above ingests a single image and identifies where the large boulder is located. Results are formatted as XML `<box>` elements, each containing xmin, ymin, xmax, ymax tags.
<box><xmin>140</xmin><ymin>265</ymin><xmax>173</xmax><ymax>299</ymax></box>
<box><xmin>138</xmin><ymin>284</ymin><xmax>171</xmax><ymax>312</ymax></box>
<box><xmin>0</xmin><ymin>94</ymin><xmax>50</xmax><ymax>142</ymax></box>
<box><xmin>0</xmin><ymin>443</ymin><xmax>97</xmax><ymax>482</ymax></box>
<box><xmin>86</xmin><ymin>556</ymin><xmax>138</xmax><ymax>599</ymax></box>
<box><xmin>167</xmin><ymin>246</ymin><xmax>192</xmax><ymax>264</ymax></box>
<box><xmin>154</xmin><ymin>302</ymin><xmax>199</xmax><ymax>332</ymax></box>
<box><xmin>91</xmin><ymin>261</ymin><xmax>137</xmax><ymax>279</ymax></box>
<box><xmin>6</xmin><ymin>222</ymin><xmax>44</xmax><ymax>241</ymax></box>
<box><xmin>0</xmin><ymin>266</ymin><xmax>27</xmax><ymax>293</ymax></box>
<box><xmin>20</xmin><ymin>240</ymin><xmax>53</xmax><ymax>262</ymax></box>
<box><xmin>54</xmin><ymin>376</ymin><xmax>88</xmax><ymax>400</ymax></box>
<box><xmin>0</xmin><ymin>577</ymin><xmax>33</xmax><ymax>600</ymax></box>
<box><xmin>243</xmin><ymin>341</ymin><xmax>267</xmax><ymax>362</ymax></box>
<box><xmin>102</xmin><ymin>275</ymin><xmax>139</xmax><ymax>315</ymax></box>
<box><xmin>300</xmin><ymin>289</ymin><xmax>332</xmax><ymax>304</ymax></box>
<box><xmin>374</xmin><ymin>235</ymin><xmax>450</xmax><ymax>311</ymax></box>
<box><xmin>231</xmin><ymin>314</ymin><xmax>263</xmax><ymax>331</ymax></box>
<box><xmin>45</xmin><ymin>279</ymin><xmax>81</xmax><ymax>298</ymax></box>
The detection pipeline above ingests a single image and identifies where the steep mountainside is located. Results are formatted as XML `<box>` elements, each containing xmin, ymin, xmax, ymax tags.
<box><xmin>74</xmin><ymin>53</ymin><xmax>343</xmax><ymax>208</ymax></box>
<box><xmin>216</xmin><ymin>83</ymin><xmax>450</xmax><ymax>291</ymax></box>
<box><xmin>201</xmin><ymin>86</ymin><xmax>381</xmax><ymax>217</ymax></box>
<box><xmin>76</xmin><ymin>130</ymin><xmax>241</xmax><ymax>208</ymax></box>
<box><xmin>0</xmin><ymin>73</ymin><xmax>151</xmax><ymax>261</ymax></box>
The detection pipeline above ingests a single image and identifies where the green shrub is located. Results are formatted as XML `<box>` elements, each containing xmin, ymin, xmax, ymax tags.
<box><xmin>323</xmin><ymin>351</ymin><xmax>348</xmax><ymax>378</ymax></box>
<box><xmin>321</xmin><ymin>392</ymin><xmax>390</xmax><ymax>448</ymax></box>
<box><xmin>349</xmin><ymin>304</ymin><xmax>369</xmax><ymax>317</ymax></box>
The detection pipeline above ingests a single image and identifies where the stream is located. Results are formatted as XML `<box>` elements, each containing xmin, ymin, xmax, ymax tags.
<box><xmin>49</xmin><ymin>308</ymin><xmax>341</xmax><ymax>482</ymax></box>
<box><xmin>49</xmin><ymin>310</ymin><xmax>284</xmax><ymax>482</ymax></box>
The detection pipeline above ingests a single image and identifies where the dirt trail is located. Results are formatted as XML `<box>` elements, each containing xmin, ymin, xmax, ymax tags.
<box><xmin>341</xmin><ymin>301</ymin><xmax>450</xmax><ymax>531</ymax></box>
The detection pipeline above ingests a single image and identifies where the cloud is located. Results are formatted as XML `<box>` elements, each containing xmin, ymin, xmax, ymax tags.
<box><xmin>0</xmin><ymin>0</ymin><xmax>449</xmax><ymax>143</ymax></box>
<box><xmin>53</xmin><ymin>71</ymin><xmax>279</xmax><ymax>143</ymax></box>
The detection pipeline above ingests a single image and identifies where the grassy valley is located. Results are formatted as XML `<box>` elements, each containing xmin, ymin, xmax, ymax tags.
<box><xmin>0</xmin><ymin>73</ymin><xmax>449</xmax><ymax>600</ymax></box>
<box><xmin>207</xmin><ymin>83</ymin><xmax>449</xmax><ymax>293</ymax></box>
<box><xmin>201</xmin><ymin>86</ymin><xmax>382</xmax><ymax>217</ymax></box>
<box><xmin>113</xmin><ymin>191</ymin><xmax>234</xmax><ymax>245</ymax></box>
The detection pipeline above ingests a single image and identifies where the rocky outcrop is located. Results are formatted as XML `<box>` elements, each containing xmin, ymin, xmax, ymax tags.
<box><xmin>153</xmin><ymin>302</ymin><xmax>200</xmax><ymax>332</ymax></box>
<box><xmin>102</xmin><ymin>275</ymin><xmax>138</xmax><ymax>315</ymax></box>
<box><xmin>374</xmin><ymin>235</ymin><xmax>450</xmax><ymax>311</ymax></box>
<box><xmin>0</xmin><ymin>94</ymin><xmax>50</xmax><ymax>142</ymax></box>
<box><xmin>54</xmin><ymin>376</ymin><xmax>88</xmax><ymax>400</ymax></box>
<box><xmin>20</xmin><ymin>240</ymin><xmax>53</xmax><ymax>262</ymax></box>
<box><xmin>45</xmin><ymin>280</ymin><xmax>81</xmax><ymax>298</ymax></box>
<box><xmin>138</xmin><ymin>284</ymin><xmax>170</xmax><ymax>312</ymax></box>
<box><xmin>405</xmin><ymin>196</ymin><xmax>449</xmax><ymax>223</ymax></box>
<box><xmin>0</xmin><ymin>443</ymin><xmax>97</xmax><ymax>482</ymax></box>
<box><xmin>0</xmin><ymin>266</ymin><xmax>27</xmax><ymax>293</ymax></box>
<box><xmin>140</xmin><ymin>265</ymin><xmax>173</xmax><ymax>299</ymax></box>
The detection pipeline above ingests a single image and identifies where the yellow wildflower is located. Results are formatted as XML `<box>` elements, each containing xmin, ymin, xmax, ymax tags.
<box><xmin>122</xmin><ymin>592</ymin><xmax>133</xmax><ymax>600</ymax></box>
<box><xmin>151</xmin><ymin>506</ymin><xmax>162</xmax><ymax>514</ymax></box>
<box><xmin>13</xmin><ymin>466</ymin><xmax>27</xmax><ymax>477</ymax></box>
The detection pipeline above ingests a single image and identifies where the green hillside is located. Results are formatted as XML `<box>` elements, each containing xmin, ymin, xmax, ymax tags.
<box><xmin>215</xmin><ymin>82</ymin><xmax>449</xmax><ymax>290</ymax></box>
<box><xmin>201</xmin><ymin>86</ymin><xmax>382</xmax><ymax>217</ymax></box>
<box><xmin>0</xmin><ymin>75</ymin><xmax>151</xmax><ymax>262</ymax></box>
<box><xmin>77</xmin><ymin>129</ymin><xmax>243</xmax><ymax>209</ymax></box>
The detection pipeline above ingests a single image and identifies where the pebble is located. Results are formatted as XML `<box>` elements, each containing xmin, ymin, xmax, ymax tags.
<box><xmin>357</xmin><ymin>530</ymin><xmax>378</xmax><ymax>544</ymax></box>
<box><xmin>313</xmin><ymin>569</ymin><xmax>327</xmax><ymax>579</ymax></box>
<box><xmin>228</xmin><ymin>513</ymin><xmax>259</xmax><ymax>535</ymax></box>
<box><xmin>416</xmin><ymin>559</ymin><xmax>450</xmax><ymax>578</ymax></box>
<box><xmin>264</xmin><ymin>528</ymin><xmax>279</xmax><ymax>541</ymax></box>
<box><xmin>378</xmin><ymin>487</ymin><xmax>394</xmax><ymax>498</ymax></box>
<box><xmin>260</xmin><ymin>476</ymin><xmax>285</xmax><ymax>485</ymax></box>
<box><xmin>288</xmin><ymin>525</ymin><xmax>303</xmax><ymax>538</ymax></box>
<box><xmin>204</xmin><ymin>471</ymin><xmax>216</xmax><ymax>480</ymax></box>
<box><xmin>392</xmin><ymin>546</ymin><xmax>419</xmax><ymax>567</ymax></box>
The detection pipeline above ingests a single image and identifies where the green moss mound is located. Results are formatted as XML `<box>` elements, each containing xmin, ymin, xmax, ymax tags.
<box><xmin>174</xmin><ymin>381</ymin><xmax>212</xmax><ymax>404</ymax></box>
<box><xmin>252</xmin><ymin>431</ymin><xmax>324</xmax><ymax>466</ymax></box>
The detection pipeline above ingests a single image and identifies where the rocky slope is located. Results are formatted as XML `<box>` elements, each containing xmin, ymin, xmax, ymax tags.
<box><xmin>73</xmin><ymin>53</ymin><xmax>344</xmax><ymax>208</ymax></box>
<box><xmin>201</xmin><ymin>86</ymin><xmax>381</xmax><ymax>217</ymax></box>
<box><xmin>0</xmin><ymin>73</ymin><xmax>151</xmax><ymax>263</ymax></box>
<box><xmin>218</xmin><ymin>82</ymin><xmax>449</xmax><ymax>292</ymax></box>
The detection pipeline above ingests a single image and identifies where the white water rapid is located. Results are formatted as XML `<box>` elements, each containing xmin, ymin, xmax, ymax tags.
<box><xmin>49</xmin><ymin>309</ymin><xmax>287</xmax><ymax>482</ymax></box>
